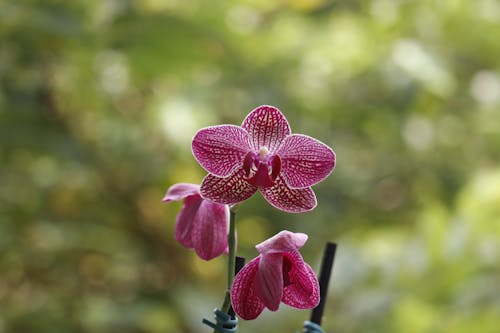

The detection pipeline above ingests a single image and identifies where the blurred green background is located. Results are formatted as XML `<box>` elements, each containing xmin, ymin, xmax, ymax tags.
<box><xmin>1</xmin><ymin>0</ymin><xmax>500</xmax><ymax>332</ymax></box>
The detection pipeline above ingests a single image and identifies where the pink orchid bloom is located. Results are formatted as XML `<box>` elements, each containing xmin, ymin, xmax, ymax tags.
<box><xmin>230</xmin><ymin>230</ymin><xmax>320</xmax><ymax>320</ymax></box>
<box><xmin>192</xmin><ymin>105</ymin><xmax>335</xmax><ymax>213</ymax></box>
<box><xmin>162</xmin><ymin>183</ymin><xmax>230</xmax><ymax>261</ymax></box>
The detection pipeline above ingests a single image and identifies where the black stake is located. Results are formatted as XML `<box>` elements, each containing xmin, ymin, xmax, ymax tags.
<box><xmin>310</xmin><ymin>242</ymin><xmax>338</xmax><ymax>326</ymax></box>
<box><xmin>228</xmin><ymin>256</ymin><xmax>246</xmax><ymax>317</ymax></box>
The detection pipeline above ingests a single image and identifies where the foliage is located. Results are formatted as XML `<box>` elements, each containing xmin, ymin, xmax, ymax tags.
<box><xmin>1</xmin><ymin>0</ymin><xmax>499</xmax><ymax>332</ymax></box>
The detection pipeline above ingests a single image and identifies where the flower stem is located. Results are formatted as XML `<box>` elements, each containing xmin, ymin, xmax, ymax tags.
<box><xmin>221</xmin><ymin>208</ymin><xmax>237</xmax><ymax>314</ymax></box>
<box><xmin>209</xmin><ymin>209</ymin><xmax>237</xmax><ymax>332</ymax></box>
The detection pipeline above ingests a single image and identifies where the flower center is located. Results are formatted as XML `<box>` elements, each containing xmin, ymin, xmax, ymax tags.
<box><xmin>259</xmin><ymin>146</ymin><xmax>269</xmax><ymax>159</ymax></box>
<box><xmin>243</xmin><ymin>147</ymin><xmax>281</xmax><ymax>188</ymax></box>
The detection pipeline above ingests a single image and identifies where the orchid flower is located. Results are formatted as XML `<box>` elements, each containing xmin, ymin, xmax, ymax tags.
<box><xmin>162</xmin><ymin>183</ymin><xmax>230</xmax><ymax>261</ymax></box>
<box><xmin>230</xmin><ymin>230</ymin><xmax>320</xmax><ymax>320</ymax></box>
<box><xmin>192</xmin><ymin>105</ymin><xmax>335</xmax><ymax>213</ymax></box>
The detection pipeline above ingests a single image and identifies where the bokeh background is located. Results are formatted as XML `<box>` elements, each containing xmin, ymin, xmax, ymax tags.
<box><xmin>1</xmin><ymin>0</ymin><xmax>500</xmax><ymax>332</ymax></box>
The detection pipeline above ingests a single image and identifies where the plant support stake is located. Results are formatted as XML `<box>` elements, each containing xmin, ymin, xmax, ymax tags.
<box><xmin>310</xmin><ymin>242</ymin><xmax>338</xmax><ymax>326</ymax></box>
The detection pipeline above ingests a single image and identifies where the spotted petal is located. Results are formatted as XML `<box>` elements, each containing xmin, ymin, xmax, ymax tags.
<box><xmin>191</xmin><ymin>200</ymin><xmax>229</xmax><ymax>260</ymax></box>
<box><xmin>200</xmin><ymin>168</ymin><xmax>258</xmax><ymax>205</ymax></box>
<box><xmin>174</xmin><ymin>194</ymin><xmax>202</xmax><ymax>248</ymax></box>
<box><xmin>260</xmin><ymin>176</ymin><xmax>317</xmax><ymax>213</ymax></box>
<box><xmin>192</xmin><ymin>125</ymin><xmax>250</xmax><ymax>177</ymax></box>
<box><xmin>231</xmin><ymin>257</ymin><xmax>266</xmax><ymax>320</ymax></box>
<box><xmin>242</xmin><ymin>105</ymin><xmax>291</xmax><ymax>153</ymax></box>
<box><xmin>281</xmin><ymin>251</ymin><xmax>320</xmax><ymax>309</ymax></box>
<box><xmin>254</xmin><ymin>253</ymin><xmax>283</xmax><ymax>311</ymax></box>
<box><xmin>277</xmin><ymin>134</ymin><xmax>336</xmax><ymax>189</ymax></box>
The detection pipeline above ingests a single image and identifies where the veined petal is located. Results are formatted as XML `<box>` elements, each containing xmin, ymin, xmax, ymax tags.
<box><xmin>260</xmin><ymin>176</ymin><xmax>317</xmax><ymax>213</ymax></box>
<box><xmin>191</xmin><ymin>200</ymin><xmax>229</xmax><ymax>260</ymax></box>
<box><xmin>200</xmin><ymin>168</ymin><xmax>258</xmax><ymax>205</ymax></box>
<box><xmin>162</xmin><ymin>183</ymin><xmax>200</xmax><ymax>202</ymax></box>
<box><xmin>277</xmin><ymin>134</ymin><xmax>336</xmax><ymax>189</ymax></box>
<box><xmin>192</xmin><ymin>125</ymin><xmax>250</xmax><ymax>177</ymax></box>
<box><xmin>256</xmin><ymin>230</ymin><xmax>308</xmax><ymax>255</ymax></box>
<box><xmin>231</xmin><ymin>257</ymin><xmax>266</xmax><ymax>320</ymax></box>
<box><xmin>174</xmin><ymin>194</ymin><xmax>203</xmax><ymax>248</ymax></box>
<box><xmin>242</xmin><ymin>105</ymin><xmax>291</xmax><ymax>153</ymax></box>
<box><xmin>281</xmin><ymin>251</ymin><xmax>320</xmax><ymax>309</ymax></box>
<box><xmin>255</xmin><ymin>253</ymin><xmax>284</xmax><ymax>311</ymax></box>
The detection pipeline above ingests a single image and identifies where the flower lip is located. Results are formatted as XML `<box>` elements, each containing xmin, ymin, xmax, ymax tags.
<box><xmin>243</xmin><ymin>151</ymin><xmax>281</xmax><ymax>188</ymax></box>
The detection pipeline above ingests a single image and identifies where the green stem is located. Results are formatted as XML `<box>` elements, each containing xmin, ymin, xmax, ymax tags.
<box><xmin>211</xmin><ymin>208</ymin><xmax>237</xmax><ymax>332</ymax></box>
<box><xmin>220</xmin><ymin>208</ymin><xmax>237</xmax><ymax>313</ymax></box>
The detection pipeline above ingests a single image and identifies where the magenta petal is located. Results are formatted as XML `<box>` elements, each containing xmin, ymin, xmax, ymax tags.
<box><xmin>281</xmin><ymin>251</ymin><xmax>320</xmax><ymax>309</ymax></box>
<box><xmin>191</xmin><ymin>200</ymin><xmax>229</xmax><ymax>260</ymax></box>
<box><xmin>277</xmin><ymin>134</ymin><xmax>336</xmax><ymax>189</ymax></box>
<box><xmin>200</xmin><ymin>168</ymin><xmax>258</xmax><ymax>205</ymax></box>
<box><xmin>254</xmin><ymin>253</ymin><xmax>284</xmax><ymax>311</ymax></box>
<box><xmin>242</xmin><ymin>105</ymin><xmax>291</xmax><ymax>152</ymax></box>
<box><xmin>260</xmin><ymin>176</ymin><xmax>317</xmax><ymax>213</ymax></box>
<box><xmin>174</xmin><ymin>194</ymin><xmax>203</xmax><ymax>248</ymax></box>
<box><xmin>231</xmin><ymin>257</ymin><xmax>266</xmax><ymax>320</ymax></box>
<box><xmin>256</xmin><ymin>230</ymin><xmax>308</xmax><ymax>255</ymax></box>
<box><xmin>162</xmin><ymin>183</ymin><xmax>200</xmax><ymax>202</ymax></box>
<box><xmin>192</xmin><ymin>125</ymin><xmax>250</xmax><ymax>177</ymax></box>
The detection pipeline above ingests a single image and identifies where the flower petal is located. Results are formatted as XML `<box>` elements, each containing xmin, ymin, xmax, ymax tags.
<box><xmin>200</xmin><ymin>168</ymin><xmax>258</xmax><ymax>205</ymax></box>
<box><xmin>162</xmin><ymin>183</ymin><xmax>200</xmax><ymax>202</ymax></box>
<box><xmin>281</xmin><ymin>251</ymin><xmax>320</xmax><ymax>309</ymax></box>
<box><xmin>192</xmin><ymin>125</ymin><xmax>251</xmax><ymax>177</ymax></box>
<box><xmin>256</xmin><ymin>230</ymin><xmax>308</xmax><ymax>255</ymax></box>
<box><xmin>191</xmin><ymin>200</ymin><xmax>229</xmax><ymax>260</ymax></box>
<box><xmin>174</xmin><ymin>194</ymin><xmax>203</xmax><ymax>248</ymax></box>
<box><xmin>255</xmin><ymin>253</ymin><xmax>284</xmax><ymax>311</ymax></box>
<box><xmin>242</xmin><ymin>105</ymin><xmax>291</xmax><ymax>153</ymax></box>
<box><xmin>231</xmin><ymin>257</ymin><xmax>265</xmax><ymax>320</ymax></box>
<box><xmin>276</xmin><ymin>134</ymin><xmax>336</xmax><ymax>189</ymax></box>
<box><xmin>260</xmin><ymin>176</ymin><xmax>317</xmax><ymax>213</ymax></box>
